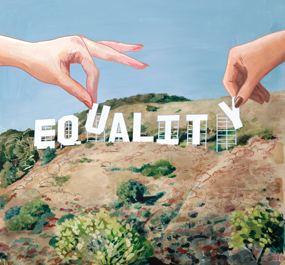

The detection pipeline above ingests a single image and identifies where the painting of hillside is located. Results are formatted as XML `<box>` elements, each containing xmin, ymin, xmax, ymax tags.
<box><xmin>0</xmin><ymin>92</ymin><xmax>284</xmax><ymax>265</ymax></box>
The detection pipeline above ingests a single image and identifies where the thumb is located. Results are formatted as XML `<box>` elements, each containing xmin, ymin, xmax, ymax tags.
<box><xmin>234</xmin><ymin>78</ymin><xmax>257</xmax><ymax>108</ymax></box>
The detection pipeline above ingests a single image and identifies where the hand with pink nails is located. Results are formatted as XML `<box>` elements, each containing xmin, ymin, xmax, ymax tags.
<box><xmin>223</xmin><ymin>31</ymin><xmax>285</xmax><ymax>108</ymax></box>
<box><xmin>0</xmin><ymin>35</ymin><xmax>148</xmax><ymax>109</ymax></box>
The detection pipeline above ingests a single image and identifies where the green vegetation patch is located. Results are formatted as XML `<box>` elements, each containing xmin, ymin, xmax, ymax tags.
<box><xmin>106</xmin><ymin>142</ymin><xmax>114</xmax><ymax>147</ymax></box>
<box><xmin>84</xmin><ymin>141</ymin><xmax>94</xmax><ymax>148</ymax></box>
<box><xmin>0</xmin><ymin>129</ymin><xmax>39</xmax><ymax>188</ymax></box>
<box><xmin>52</xmin><ymin>209</ymin><xmax>154</xmax><ymax>264</ymax></box>
<box><xmin>258</xmin><ymin>129</ymin><xmax>276</xmax><ymax>140</ymax></box>
<box><xmin>55</xmin><ymin>176</ymin><xmax>71</xmax><ymax>187</ymax></box>
<box><xmin>79</xmin><ymin>157</ymin><xmax>89</xmax><ymax>163</ymax></box>
<box><xmin>116</xmin><ymin>179</ymin><xmax>166</xmax><ymax>206</ymax></box>
<box><xmin>57</xmin><ymin>214</ymin><xmax>75</xmax><ymax>225</ymax></box>
<box><xmin>41</xmin><ymin>146</ymin><xmax>57</xmax><ymax>166</ymax></box>
<box><xmin>140</xmin><ymin>159</ymin><xmax>176</xmax><ymax>179</ymax></box>
<box><xmin>4</xmin><ymin>198</ymin><xmax>54</xmax><ymax>233</ymax></box>
<box><xmin>117</xmin><ymin>179</ymin><xmax>147</xmax><ymax>205</ymax></box>
<box><xmin>230</xmin><ymin>204</ymin><xmax>284</xmax><ymax>264</ymax></box>
<box><xmin>0</xmin><ymin>194</ymin><xmax>9</xmax><ymax>209</ymax></box>
<box><xmin>146</xmin><ymin>105</ymin><xmax>160</xmax><ymax>112</ymax></box>
<box><xmin>0</xmin><ymin>161</ymin><xmax>19</xmax><ymax>188</ymax></box>
<box><xmin>108</xmin><ymin>159</ymin><xmax>176</xmax><ymax>179</ymax></box>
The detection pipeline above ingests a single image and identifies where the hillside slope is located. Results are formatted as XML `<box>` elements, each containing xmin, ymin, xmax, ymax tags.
<box><xmin>0</xmin><ymin>92</ymin><xmax>284</xmax><ymax>264</ymax></box>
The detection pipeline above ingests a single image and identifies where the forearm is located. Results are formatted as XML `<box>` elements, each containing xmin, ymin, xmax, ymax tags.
<box><xmin>256</xmin><ymin>30</ymin><xmax>285</xmax><ymax>69</ymax></box>
<box><xmin>241</xmin><ymin>31</ymin><xmax>285</xmax><ymax>77</ymax></box>
<box><xmin>0</xmin><ymin>35</ymin><xmax>32</xmax><ymax>71</ymax></box>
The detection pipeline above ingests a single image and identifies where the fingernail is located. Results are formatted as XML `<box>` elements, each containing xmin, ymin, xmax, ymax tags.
<box><xmin>84</xmin><ymin>100</ymin><xmax>92</xmax><ymax>109</ymax></box>
<box><xmin>234</xmin><ymin>96</ymin><xmax>243</xmax><ymax>108</ymax></box>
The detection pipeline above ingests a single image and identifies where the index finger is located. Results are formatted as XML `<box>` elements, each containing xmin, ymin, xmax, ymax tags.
<box><xmin>79</xmin><ymin>36</ymin><xmax>149</xmax><ymax>70</ymax></box>
<box><xmin>97</xmin><ymin>41</ymin><xmax>144</xmax><ymax>52</ymax></box>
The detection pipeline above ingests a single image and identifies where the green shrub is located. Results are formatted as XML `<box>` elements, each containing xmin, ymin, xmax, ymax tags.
<box><xmin>146</xmin><ymin>105</ymin><xmax>160</xmax><ymax>112</ymax></box>
<box><xmin>0</xmin><ymin>134</ymin><xmax>39</xmax><ymax>187</ymax></box>
<box><xmin>142</xmin><ymin>209</ymin><xmax>151</xmax><ymax>219</ymax></box>
<box><xmin>57</xmin><ymin>214</ymin><xmax>75</xmax><ymax>225</ymax></box>
<box><xmin>85</xmin><ymin>142</ymin><xmax>95</xmax><ymax>149</ymax></box>
<box><xmin>0</xmin><ymin>151</ymin><xmax>7</xmax><ymax>172</ymax></box>
<box><xmin>258</xmin><ymin>129</ymin><xmax>276</xmax><ymax>140</ymax></box>
<box><xmin>53</xmin><ymin>209</ymin><xmax>154</xmax><ymax>264</ymax></box>
<box><xmin>230</xmin><ymin>204</ymin><xmax>285</xmax><ymax>264</ymax></box>
<box><xmin>4</xmin><ymin>206</ymin><xmax>21</xmax><ymax>221</ymax></box>
<box><xmin>41</xmin><ymin>146</ymin><xmax>57</xmax><ymax>166</ymax></box>
<box><xmin>140</xmin><ymin>159</ymin><xmax>176</xmax><ymax>179</ymax></box>
<box><xmin>117</xmin><ymin>179</ymin><xmax>147</xmax><ymax>205</ymax></box>
<box><xmin>0</xmin><ymin>161</ymin><xmax>18</xmax><ymax>188</ymax></box>
<box><xmin>79</xmin><ymin>157</ymin><xmax>89</xmax><ymax>163</ymax></box>
<box><xmin>18</xmin><ymin>148</ymin><xmax>39</xmax><ymax>172</ymax></box>
<box><xmin>5</xmin><ymin>199</ymin><xmax>52</xmax><ymax>231</ymax></box>
<box><xmin>0</xmin><ymin>194</ymin><xmax>9</xmax><ymax>210</ymax></box>
<box><xmin>106</xmin><ymin>142</ymin><xmax>114</xmax><ymax>147</ymax></box>
<box><xmin>55</xmin><ymin>176</ymin><xmax>71</xmax><ymax>187</ymax></box>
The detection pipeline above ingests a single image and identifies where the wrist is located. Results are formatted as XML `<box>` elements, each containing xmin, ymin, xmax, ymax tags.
<box><xmin>0</xmin><ymin>36</ymin><xmax>33</xmax><ymax>71</ymax></box>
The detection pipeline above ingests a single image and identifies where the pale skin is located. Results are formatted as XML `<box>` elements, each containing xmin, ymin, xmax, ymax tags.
<box><xmin>223</xmin><ymin>30</ymin><xmax>285</xmax><ymax>108</ymax></box>
<box><xmin>0</xmin><ymin>35</ymin><xmax>148</xmax><ymax>109</ymax></box>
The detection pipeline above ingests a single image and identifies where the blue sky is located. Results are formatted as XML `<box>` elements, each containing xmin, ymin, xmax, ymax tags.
<box><xmin>1</xmin><ymin>0</ymin><xmax>285</xmax><ymax>133</ymax></box>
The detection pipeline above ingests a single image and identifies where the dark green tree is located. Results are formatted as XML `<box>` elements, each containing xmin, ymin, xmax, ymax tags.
<box><xmin>117</xmin><ymin>179</ymin><xmax>147</xmax><ymax>204</ymax></box>
<box><xmin>41</xmin><ymin>146</ymin><xmax>57</xmax><ymax>166</ymax></box>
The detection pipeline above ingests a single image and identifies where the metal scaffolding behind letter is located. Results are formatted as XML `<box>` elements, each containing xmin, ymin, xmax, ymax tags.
<box><xmin>216</xmin><ymin>113</ymin><xmax>237</xmax><ymax>152</ymax></box>
<box><xmin>158</xmin><ymin>120</ymin><xmax>180</xmax><ymax>142</ymax></box>
<box><xmin>86</xmin><ymin>113</ymin><xmax>106</xmax><ymax>143</ymax></box>
<box><xmin>41</xmin><ymin>125</ymin><xmax>54</xmax><ymax>142</ymax></box>
<box><xmin>186</xmin><ymin>120</ymin><xmax>207</xmax><ymax>149</ymax></box>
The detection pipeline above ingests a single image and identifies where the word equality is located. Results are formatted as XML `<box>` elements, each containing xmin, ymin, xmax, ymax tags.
<box><xmin>34</xmin><ymin>97</ymin><xmax>243</xmax><ymax>149</ymax></box>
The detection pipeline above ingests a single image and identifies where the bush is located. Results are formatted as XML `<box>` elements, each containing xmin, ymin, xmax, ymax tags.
<box><xmin>53</xmin><ymin>209</ymin><xmax>154</xmax><ymax>264</ymax></box>
<box><xmin>57</xmin><ymin>214</ymin><xmax>75</xmax><ymax>225</ymax></box>
<box><xmin>85</xmin><ymin>141</ymin><xmax>95</xmax><ymax>149</ymax></box>
<box><xmin>106</xmin><ymin>142</ymin><xmax>114</xmax><ymax>147</ymax></box>
<box><xmin>230</xmin><ymin>204</ymin><xmax>285</xmax><ymax>264</ymax></box>
<box><xmin>140</xmin><ymin>159</ymin><xmax>176</xmax><ymax>179</ymax></box>
<box><xmin>18</xmin><ymin>148</ymin><xmax>39</xmax><ymax>172</ymax></box>
<box><xmin>258</xmin><ymin>129</ymin><xmax>276</xmax><ymax>140</ymax></box>
<box><xmin>146</xmin><ymin>105</ymin><xmax>160</xmax><ymax>112</ymax></box>
<box><xmin>4</xmin><ymin>206</ymin><xmax>21</xmax><ymax>221</ymax></box>
<box><xmin>41</xmin><ymin>146</ymin><xmax>57</xmax><ymax>166</ymax></box>
<box><xmin>55</xmin><ymin>176</ymin><xmax>70</xmax><ymax>187</ymax></box>
<box><xmin>116</xmin><ymin>179</ymin><xmax>147</xmax><ymax>205</ymax></box>
<box><xmin>5</xmin><ymin>199</ymin><xmax>52</xmax><ymax>231</ymax></box>
<box><xmin>0</xmin><ymin>194</ymin><xmax>9</xmax><ymax>210</ymax></box>
<box><xmin>0</xmin><ymin>161</ymin><xmax>18</xmax><ymax>188</ymax></box>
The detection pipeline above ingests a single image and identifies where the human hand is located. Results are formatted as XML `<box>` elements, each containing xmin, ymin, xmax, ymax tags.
<box><xmin>223</xmin><ymin>31</ymin><xmax>285</xmax><ymax>108</ymax></box>
<box><xmin>0</xmin><ymin>35</ymin><xmax>148</xmax><ymax>109</ymax></box>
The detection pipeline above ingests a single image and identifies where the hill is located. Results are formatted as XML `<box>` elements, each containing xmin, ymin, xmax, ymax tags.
<box><xmin>0</xmin><ymin>92</ymin><xmax>284</xmax><ymax>264</ymax></box>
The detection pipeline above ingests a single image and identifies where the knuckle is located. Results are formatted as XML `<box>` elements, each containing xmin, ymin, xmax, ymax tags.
<box><xmin>69</xmin><ymin>35</ymin><xmax>85</xmax><ymax>48</ymax></box>
<box><xmin>95</xmin><ymin>67</ymin><xmax>100</xmax><ymax>76</ymax></box>
<box><xmin>228</xmin><ymin>47</ymin><xmax>239</xmax><ymax>59</ymax></box>
<box><xmin>229</xmin><ymin>47</ymin><xmax>235</xmax><ymax>55</ymax></box>
<box><xmin>76</xmin><ymin>34</ymin><xmax>85</xmax><ymax>39</ymax></box>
